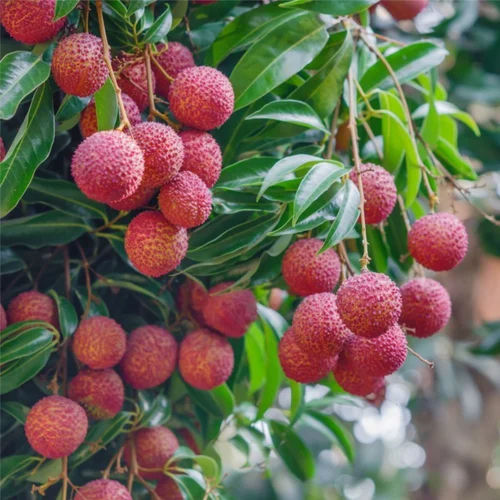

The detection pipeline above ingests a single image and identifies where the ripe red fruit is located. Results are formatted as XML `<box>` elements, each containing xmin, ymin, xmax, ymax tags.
<box><xmin>124</xmin><ymin>426</ymin><xmax>179</xmax><ymax>480</ymax></box>
<box><xmin>0</xmin><ymin>304</ymin><xmax>7</xmax><ymax>330</ymax></box>
<box><xmin>124</xmin><ymin>211</ymin><xmax>188</xmax><ymax>277</ymax></box>
<box><xmin>0</xmin><ymin>137</ymin><xmax>6</xmax><ymax>161</ymax></box>
<box><xmin>131</xmin><ymin>122</ymin><xmax>184</xmax><ymax>188</ymax></box>
<box><xmin>176</xmin><ymin>279</ymin><xmax>208</xmax><ymax>324</ymax></box>
<box><xmin>408</xmin><ymin>212</ymin><xmax>468</xmax><ymax>271</ymax></box>
<box><xmin>107</xmin><ymin>183</ymin><xmax>156</xmax><ymax>211</ymax></box>
<box><xmin>282</xmin><ymin>238</ymin><xmax>341</xmax><ymax>297</ymax></box>
<box><xmin>72</xmin><ymin>316</ymin><xmax>127</xmax><ymax>370</ymax></box>
<box><xmin>120</xmin><ymin>325</ymin><xmax>177</xmax><ymax>389</ymax></box>
<box><xmin>75</xmin><ymin>479</ymin><xmax>132</xmax><ymax>500</ymax></box>
<box><xmin>155</xmin><ymin>477</ymin><xmax>183</xmax><ymax>500</ymax></box>
<box><xmin>179</xmin><ymin>328</ymin><xmax>234</xmax><ymax>390</ymax></box>
<box><xmin>400</xmin><ymin>277</ymin><xmax>451</xmax><ymax>338</ymax></box>
<box><xmin>381</xmin><ymin>0</ymin><xmax>428</xmax><ymax>20</ymax></box>
<box><xmin>68</xmin><ymin>369</ymin><xmax>124</xmax><ymax>420</ymax></box>
<box><xmin>202</xmin><ymin>282</ymin><xmax>257</xmax><ymax>337</ymax></box>
<box><xmin>333</xmin><ymin>359</ymin><xmax>385</xmax><ymax>397</ymax></box>
<box><xmin>0</xmin><ymin>0</ymin><xmax>65</xmax><ymax>45</ymax></box>
<box><xmin>71</xmin><ymin>130</ymin><xmax>144</xmax><ymax>203</ymax></box>
<box><xmin>7</xmin><ymin>290</ymin><xmax>57</xmax><ymax>327</ymax></box>
<box><xmin>337</xmin><ymin>271</ymin><xmax>402</xmax><ymax>338</ymax></box>
<box><xmin>349</xmin><ymin>163</ymin><xmax>397</xmax><ymax>224</ymax></box>
<box><xmin>51</xmin><ymin>33</ymin><xmax>108</xmax><ymax>97</ymax></box>
<box><xmin>25</xmin><ymin>395</ymin><xmax>88</xmax><ymax>458</ymax></box>
<box><xmin>169</xmin><ymin>66</ymin><xmax>234</xmax><ymax>130</ymax></box>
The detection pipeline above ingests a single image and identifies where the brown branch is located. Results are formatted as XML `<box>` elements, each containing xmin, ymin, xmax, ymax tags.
<box><xmin>407</xmin><ymin>345</ymin><xmax>434</xmax><ymax>368</ymax></box>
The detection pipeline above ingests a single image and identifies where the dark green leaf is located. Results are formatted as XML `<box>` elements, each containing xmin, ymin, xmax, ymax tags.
<box><xmin>55</xmin><ymin>95</ymin><xmax>90</xmax><ymax>122</ymax></box>
<box><xmin>48</xmin><ymin>291</ymin><xmax>78</xmax><ymax>338</ymax></box>
<box><xmin>216</xmin><ymin>157</ymin><xmax>277</xmax><ymax>189</ymax></box>
<box><xmin>143</xmin><ymin>5</ymin><xmax>172</xmax><ymax>43</ymax></box>
<box><xmin>0</xmin><ymin>326</ymin><xmax>54</xmax><ymax>364</ymax></box>
<box><xmin>1</xmin><ymin>401</ymin><xmax>30</xmax><ymax>424</ymax></box>
<box><xmin>282</xmin><ymin>0</ymin><xmax>378</xmax><ymax>16</ymax></box>
<box><xmin>137</xmin><ymin>391</ymin><xmax>172</xmax><ymax>427</ymax></box>
<box><xmin>95</xmin><ymin>78</ymin><xmax>118</xmax><ymax>131</ymax></box>
<box><xmin>366</xmin><ymin>225</ymin><xmax>388</xmax><ymax>273</ymax></box>
<box><xmin>289</xmin><ymin>380</ymin><xmax>304</xmax><ymax>425</ymax></box>
<box><xmin>0</xmin><ymin>249</ymin><xmax>26</xmax><ymax>275</ymax></box>
<box><xmin>0</xmin><ymin>455</ymin><xmax>39</xmax><ymax>488</ymax></box>
<box><xmin>54</xmin><ymin>0</ymin><xmax>79</xmax><ymax>20</ymax></box>
<box><xmin>185</xmin><ymin>383</ymin><xmax>234</xmax><ymax>418</ymax></box>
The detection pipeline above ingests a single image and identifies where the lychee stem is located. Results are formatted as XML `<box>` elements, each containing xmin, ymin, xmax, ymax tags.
<box><xmin>150</xmin><ymin>50</ymin><xmax>175</xmax><ymax>82</ymax></box>
<box><xmin>407</xmin><ymin>345</ymin><xmax>435</xmax><ymax>368</ymax></box>
<box><xmin>338</xmin><ymin>241</ymin><xmax>355</xmax><ymax>277</ymax></box>
<box><xmin>61</xmin><ymin>457</ymin><xmax>68</xmax><ymax>500</ymax></box>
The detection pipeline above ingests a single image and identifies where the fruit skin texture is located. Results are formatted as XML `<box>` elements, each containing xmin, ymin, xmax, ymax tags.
<box><xmin>51</xmin><ymin>33</ymin><xmax>108</xmax><ymax>97</ymax></box>
<box><xmin>400</xmin><ymin>277</ymin><xmax>452</xmax><ymax>338</ymax></box>
<box><xmin>75</xmin><ymin>479</ymin><xmax>132</xmax><ymax>500</ymax></box>
<box><xmin>124</xmin><ymin>426</ymin><xmax>179</xmax><ymax>480</ymax></box>
<box><xmin>114</xmin><ymin>54</ymin><xmax>154</xmax><ymax>111</ymax></box>
<box><xmin>25</xmin><ymin>395</ymin><xmax>88</xmax><ymax>458</ymax></box>
<box><xmin>155</xmin><ymin>477</ymin><xmax>183</xmax><ymax>500</ymax></box>
<box><xmin>71</xmin><ymin>130</ymin><xmax>144</xmax><ymax>203</ymax></box>
<box><xmin>282</xmin><ymin>238</ymin><xmax>341</xmax><ymax>297</ymax></box>
<box><xmin>0</xmin><ymin>304</ymin><xmax>7</xmax><ymax>330</ymax></box>
<box><xmin>0</xmin><ymin>0</ymin><xmax>65</xmax><ymax>45</ymax></box>
<box><xmin>68</xmin><ymin>369</ymin><xmax>124</xmax><ymax>420</ymax></box>
<box><xmin>7</xmin><ymin>290</ymin><xmax>57</xmax><ymax>327</ymax></box>
<box><xmin>180</xmin><ymin>130</ymin><xmax>222</xmax><ymax>188</ymax></box>
<box><xmin>169</xmin><ymin>66</ymin><xmax>234</xmax><ymax>130</ymax></box>
<box><xmin>107</xmin><ymin>183</ymin><xmax>156</xmax><ymax>211</ymax></box>
<box><xmin>179</xmin><ymin>328</ymin><xmax>234</xmax><ymax>390</ymax></box>
<box><xmin>124</xmin><ymin>211</ymin><xmax>188</xmax><ymax>277</ymax></box>
<box><xmin>333</xmin><ymin>359</ymin><xmax>385</xmax><ymax>397</ymax></box>
<box><xmin>154</xmin><ymin>42</ymin><xmax>195</xmax><ymax>98</ymax></box>
<box><xmin>337</xmin><ymin>272</ymin><xmax>402</xmax><ymax>338</ymax></box>
<box><xmin>292</xmin><ymin>293</ymin><xmax>350</xmax><ymax>357</ymax></box>
<box><xmin>131</xmin><ymin>122</ymin><xmax>184</xmax><ymax>188</ymax></box>
<box><xmin>120</xmin><ymin>325</ymin><xmax>177</xmax><ymax>389</ymax></box>
<box><xmin>381</xmin><ymin>0</ymin><xmax>428</xmax><ymax>20</ymax></box>
<box><xmin>279</xmin><ymin>328</ymin><xmax>337</xmax><ymax>383</ymax></box>
<box><xmin>176</xmin><ymin>279</ymin><xmax>208</xmax><ymax>324</ymax></box>
<box><xmin>72</xmin><ymin>316</ymin><xmax>127</xmax><ymax>370</ymax></box>
<box><xmin>408</xmin><ymin>212</ymin><xmax>468</xmax><ymax>271</ymax></box>
<box><xmin>349</xmin><ymin>163</ymin><xmax>397</xmax><ymax>224</ymax></box>
<box><xmin>202</xmin><ymin>282</ymin><xmax>257</xmax><ymax>338</ymax></box>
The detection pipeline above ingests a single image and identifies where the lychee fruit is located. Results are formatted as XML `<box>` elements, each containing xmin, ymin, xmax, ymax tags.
<box><xmin>0</xmin><ymin>137</ymin><xmax>6</xmax><ymax>161</ymax></box>
<box><xmin>333</xmin><ymin>359</ymin><xmax>385</xmax><ymax>397</ymax></box>
<box><xmin>278</xmin><ymin>328</ymin><xmax>337</xmax><ymax>383</ymax></box>
<box><xmin>124</xmin><ymin>211</ymin><xmax>188</xmax><ymax>277</ymax></box>
<box><xmin>123</xmin><ymin>426</ymin><xmax>179</xmax><ymax>480</ymax></box>
<box><xmin>155</xmin><ymin>477</ymin><xmax>183</xmax><ymax>500</ymax></box>
<box><xmin>25</xmin><ymin>395</ymin><xmax>88</xmax><ymax>458</ymax></box>
<box><xmin>153</xmin><ymin>41</ymin><xmax>195</xmax><ymax>98</ymax></box>
<box><xmin>179</xmin><ymin>328</ymin><xmax>234</xmax><ymax>390</ymax></box>
<box><xmin>400</xmin><ymin>277</ymin><xmax>452</xmax><ymax>338</ymax></box>
<box><xmin>168</xmin><ymin>66</ymin><xmax>234</xmax><ymax>130</ymax></box>
<box><xmin>336</xmin><ymin>271</ymin><xmax>402</xmax><ymax>338</ymax></box>
<box><xmin>68</xmin><ymin>368</ymin><xmax>124</xmax><ymax>420</ymax></box>
<box><xmin>120</xmin><ymin>325</ymin><xmax>177</xmax><ymax>389</ymax></box>
<box><xmin>349</xmin><ymin>163</ymin><xmax>397</xmax><ymax>224</ymax></box>
<box><xmin>7</xmin><ymin>290</ymin><xmax>57</xmax><ymax>327</ymax></box>
<box><xmin>0</xmin><ymin>0</ymin><xmax>65</xmax><ymax>45</ymax></box>
<box><xmin>282</xmin><ymin>238</ymin><xmax>341</xmax><ymax>297</ymax></box>
<box><xmin>381</xmin><ymin>0</ymin><xmax>428</xmax><ymax>20</ymax></box>
<box><xmin>0</xmin><ymin>304</ymin><xmax>7</xmax><ymax>330</ymax></box>
<box><xmin>75</xmin><ymin>479</ymin><xmax>132</xmax><ymax>500</ymax></box>
<box><xmin>408</xmin><ymin>212</ymin><xmax>468</xmax><ymax>271</ymax></box>
<box><xmin>131</xmin><ymin>122</ymin><xmax>184</xmax><ymax>188</ymax></box>
<box><xmin>71</xmin><ymin>130</ymin><xmax>144</xmax><ymax>203</ymax></box>
<box><xmin>292</xmin><ymin>293</ymin><xmax>350</xmax><ymax>357</ymax></box>
<box><xmin>72</xmin><ymin>316</ymin><xmax>127</xmax><ymax>370</ymax></box>
<box><xmin>107</xmin><ymin>183</ymin><xmax>156</xmax><ymax>211</ymax></box>
<box><xmin>176</xmin><ymin>279</ymin><xmax>208</xmax><ymax>324</ymax></box>
<box><xmin>202</xmin><ymin>282</ymin><xmax>257</xmax><ymax>338</ymax></box>
<box><xmin>51</xmin><ymin>33</ymin><xmax>108</xmax><ymax>97</ymax></box>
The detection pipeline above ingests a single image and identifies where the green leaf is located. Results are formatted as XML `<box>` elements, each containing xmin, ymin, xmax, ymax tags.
<box><xmin>185</xmin><ymin>384</ymin><xmax>234</xmax><ymax>418</ymax></box>
<box><xmin>48</xmin><ymin>291</ymin><xmax>78</xmax><ymax>338</ymax></box>
<box><xmin>54</xmin><ymin>0</ymin><xmax>79</xmax><ymax>20</ymax></box>
<box><xmin>137</xmin><ymin>391</ymin><xmax>172</xmax><ymax>427</ymax></box>
<box><xmin>95</xmin><ymin>78</ymin><xmax>118</xmax><ymax>131</ymax></box>
<box><xmin>27</xmin><ymin>459</ymin><xmax>62</xmax><ymax>484</ymax></box>
<box><xmin>55</xmin><ymin>95</ymin><xmax>90</xmax><ymax>122</ymax></box>
<box><xmin>1</xmin><ymin>401</ymin><xmax>30</xmax><ymax>424</ymax></box>
<box><xmin>127</xmin><ymin>0</ymin><xmax>155</xmax><ymax>15</ymax></box>
<box><xmin>420</xmin><ymin>99</ymin><xmax>440</xmax><ymax>148</ymax></box>
<box><xmin>289</xmin><ymin>380</ymin><xmax>304</xmax><ymax>425</ymax></box>
<box><xmin>172</xmin><ymin>0</ymin><xmax>188</xmax><ymax>29</ymax></box>
<box><xmin>0</xmin><ymin>455</ymin><xmax>39</xmax><ymax>488</ymax></box>
<box><xmin>366</xmin><ymin>225</ymin><xmax>388</xmax><ymax>273</ymax></box>
<box><xmin>216</xmin><ymin>157</ymin><xmax>277</xmax><ymax>189</ymax></box>
<box><xmin>193</xmin><ymin>455</ymin><xmax>220</xmax><ymax>481</ymax></box>
<box><xmin>0</xmin><ymin>249</ymin><xmax>26</xmax><ymax>275</ymax></box>
<box><xmin>435</xmin><ymin>138</ymin><xmax>478</xmax><ymax>180</ymax></box>
<box><xmin>143</xmin><ymin>5</ymin><xmax>172</xmax><ymax>43</ymax></box>
<box><xmin>0</xmin><ymin>326</ymin><xmax>54</xmax><ymax>364</ymax></box>
<box><xmin>379</xmin><ymin>91</ymin><xmax>406</xmax><ymax>172</ymax></box>
<box><xmin>245</xmin><ymin>323</ymin><xmax>266</xmax><ymax>395</ymax></box>
<box><xmin>281</xmin><ymin>0</ymin><xmax>378</xmax><ymax>16</ymax></box>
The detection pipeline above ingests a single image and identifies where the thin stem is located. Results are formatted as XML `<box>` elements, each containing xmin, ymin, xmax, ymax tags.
<box><xmin>338</xmin><ymin>241</ymin><xmax>355</xmax><ymax>276</ymax></box>
<box><xmin>84</xmin><ymin>0</ymin><xmax>90</xmax><ymax>32</ymax></box>
<box><xmin>325</xmin><ymin>99</ymin><xmax>341</xmax><ymax>159</ymax></box>
<box><xmin>407</xmin><ymin>346</ymin><xmax>435</xmax><ymax>368</ymax></box>
<box><xmin>150</xmin><ymin>51</ymin><xmax>174</xmax><ymax>82</ymax></box>
<box><xmin>76</xmin><ymin>243</ymin><xmax>92</xmax><ymax>319</ymax></box>
<box><xmin>61</xmin><ymin>457</ymin><xmax>68</xmax><ymax>500</ymax></box>
<box><xmin>397</xmin><ymin>195</ymin><xmax>412</xmax><ymax>233</ymax></box>
<box><xmin>360</xmin><ymin>116</ymin><xmax>383</xmax><ymax>160</ymax></box>
<box><xmin>144</xmin><ymin>45</ymin><xmax>156</xmax><ymax>121</ymax></box>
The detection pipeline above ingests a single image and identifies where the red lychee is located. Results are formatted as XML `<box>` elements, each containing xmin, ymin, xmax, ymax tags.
<box><xmin>168</xmin><ymin>66</ymin><xmax>234</xmax><ymax>130</ymax></box>
<box><xmin>7</xmin><ymin>290</ymin><xmax>57</xmax><ymax>327</ymax></box>
<box><xmin>114</xmin><ymin>54</ymin><xmax>154</xmax><ymax>111</ymax></box>
<box><xmin>0</xmin><ymin>304</ymin><xmax>7</xmax><ymax>330</ymax></box>
<box><xmin>120</xmin><ymin>325</ymin><xmax>177</xmax><ymax>389</ymax></box>
<box><xmin>107</xmin><ymin>183</ymin><xmax>156</xmax><ymax>211</ymax></box>
<box><xmin>72</xmin><ymin>316</ymin><xmax>127</xmax><ymax>370</ymax></box>
<box><xmin>282</xmin><ymin>238</ymin><xmax>341</xmax><ymax>297</ymax></box>
<box><xmin>124</xmin><ymin>211</ymin><xmax>188</xmax><ymax>277</ymax></box>
<box><xmin>176</xmin><ymin>279</ymin><xmax>208</xmax><ymax>324</ymax></box>
<box><xmin>333</xmin><ymin>359</ymin><xmax>385</xmax><ymax>397</ymax></box>
<box><xmin>25</xmin><ymin>395</ymin><xmax>88</xmax><ymax>458</ymax></box>
<box><xmin>179</xmin><ymin>328</ymin><xmax>234</xmax><ymax>390</ymax></box>
<box><xmin>381</xmin><ymin>0</ymin><xmax>428</xmax><ymax>20</ymax></box>
<box><xmin>155</xmin><ymin>477</ymin><xmax>183</xmax><ymax>500</ymax></box>
<box><xmin>336</xmin><ymin>271</ymin><xmax>402</xmax><ymax>338</ymax></box>
<box><xmin>75</xmin><ymin>479</ymin><xmax>132</xmax><ymax>500</ymax></box>
<box><xmin>408</xmin><ymin>212</ymin><xmax>468</xmax><ymax>271</ymax></box>
<box><xmin>400</xmin><ymin>277</ymin><xmax>451</xmax><ymax>338</ymax></box>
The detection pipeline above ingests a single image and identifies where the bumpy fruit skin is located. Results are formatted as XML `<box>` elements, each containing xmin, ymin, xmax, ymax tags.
<box><xmin>169</xmin><ymin>66</ymin><xmax>234</xmax><ymax>130</ymax></box>
<box><xmin>0</xmin><ymin>137</ymin><xmax>6</xmax><ymax>161</ymax></box>
<box><xmin>107</xmin><ymin>183</ymin><xmax>156</xmax><ymax>211</ymax></box>
<box><xmin>176</xmin><ymin>279</ymin><xmax>208</xmax><ymax>324</ymax></box>
<box><xmin>282</xmin><ymin>238</ymin><xmax>341</xmax><ymax>297</ymax></box>
<box><xmin>0</xmin><ymin>304</ymin><xmax>7</xmax><ymax>330</ymax></box>
<box><xmin>72</xmin><ymin>316</ymin><xmax>127</xmax><ymax>370</ymax></box>
<box><xmin>349</xmin><ymin>163</ymin><xmax>397</xmax><ymax>224</ymax></box>
<box><xmin>408</xmin><ymin>212</ymin><xmax>468</xmax><ymax>271</ymax></box>
<box><xmin>292</xmin><ymin>293</ymin><xmax>350</xmax><ymax>357</ymax></box>
<box><xmin>279</xmin><ymin>328</ymin><xmax>337</xmax><ymax>383</ymax></box>
<box><xmin>7</xmin><ymin>290</ymin><xmax>57</xmax><ymax>327</ymax></box>
<box><xmin>124</xmin><ymin>426</ymin><xmax>179</xmax><ymax>480</ymax></box>
<box><xmin>202</xmin><ymin>282</ymin><xmax>257</xmax><ymax>337</ymax></box>
<box><xmin>337</xmin><ymin>272</ymin><xmax>402</xmax><ymax>338</ymax></box>
<box><xmin>400</xmin><ymin>277</ymin><xmax>451</xmax><ymax>338</ymax></box>
<box><xmin>155</xmin><ymin>477</ymin><xmax>183</xmax><ymax>500</ymax></box>
<box><xmin>51</xmin><ymin>33</ymin><xmax>108</xmax><ymax>97</ymax></box>
<box><xmin>68</xmin><ymin>369</ymin><xmax>124</xmax><ymax>420</ymax></box>
<box><xmin>71</xmin><ymin>131</ymin><xmax>144</xmax><ymax>203</ymax></box>
<box><xmin>154</xmin><ymin>42</ymin><xmax>195</xmax><ymax>98</ymax></box>
<box><xmin>75</xmin><ymin>479</ymin><xmax>132</xmax><ymax>500</ymax></box>
<box><xmin>131</xmin><ymin>122</ymin><xmax>184</xmax><ymax>188</ymax></box>
<box><xmin>0</xmin><ymin>0</ymin><xmax>65</xmax><ymax>45</ymax></box>
<box><xmin>179</xmin><ymin>328</ymin><xmax>234</xmax><ymax>390</ymax></box>
<box><xmin>120</xmin><ymin>325</ymin><xmax>177</xmax><ymax>389</ymax></box>
<box><xmin>79</xmin><ymin>94</ymin><xmax>141</xmax><ymax>139</ymax></box>
<box><xmin>124</xmin><ymin>211</ymin><xmax>188</xmax><ymax>277</ymax></box>
<box><xmin>25</xmin><ymin>395</ymin><xmax>88</xmax><ymax>458</ymax></box>
<box><xmin>381</xmin><ymin>0</ymin><xmax>428</xmax><ymax>20</ymax></box>
<box><xmin>114</xmin><ymin>54</ymin><xmax>154</xmax><ymax>111</ymax></box>
<box><xmin>333</xmin><ymin>359</ymin><xmax>385</xmax><ymax>397</ymax></box>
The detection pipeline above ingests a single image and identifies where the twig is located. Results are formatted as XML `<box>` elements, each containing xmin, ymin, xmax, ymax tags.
<box><xmin>325</xmin><ymin>99</ymin><xmax>341</xmax><ymax>159</ymax></box>
<box><xmin>83</xmin><ymin>0</ymin><xmax>90</xmax><ymax>33</ymax></box>
<box><xmin>407</xmin><ymin>346</ymin><xmax>434</xmax><ymax>368</ymax></box>
<box><xmin>61</xmin><ymin>457</ymin><xmax>68</xmax><ymax>500</ymax></box>
<box><xmin>397</xmin><ymin>195</ymin><xmax>412</xmax><ymax>233</ymax></box>
<box><xmin>150</xmin><ymin>51</ymin><xmax>174</xmax><ymax>82</ymax></box>
<box><xmin>338</xmin><ymin>241</ymin><xmax>355</xmax><ymax>276</ymax></box>
<box><xmin>76</xmin><ymin>243</ymin><xmax>92</xmax><ymax>319</ymax></box>
<box><xmin>360</xmin><ymin>116</ymin><xmax>383</xmax><ymax>160</ymax></box>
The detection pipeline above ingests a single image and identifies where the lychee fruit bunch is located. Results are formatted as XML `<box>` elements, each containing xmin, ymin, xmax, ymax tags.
<box><xmin>381</xmin><ymin>0</ymin><xmax>429</xmax><ymax>20</ymax></box>
<box><xmin>107</xmin><ymin>183</ymin><xmax>156</xmax><ymax>211</ymax></box>
<box><xmin>75</xmin><ymin>479</ymin><xmax>132</xmax><ymax>500</ymax></box>
<box><xmin>176</xmin><ymin>279</ymin><xmax>208</xmax><ymax>324</ymax></box>
<box><xmin>7</xmin><ymin>290</ymin><xmax>58</xmax><ymax>327</ymax></box>
<box><xmin>333</xmin><ymin>358</ymin><xmax>385</xmax><ymax>397</ymax></box>
<box><xmin>155</xmin><ymin>477</ymin><xmax>183</xmax><ymax>500</ymax></box>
